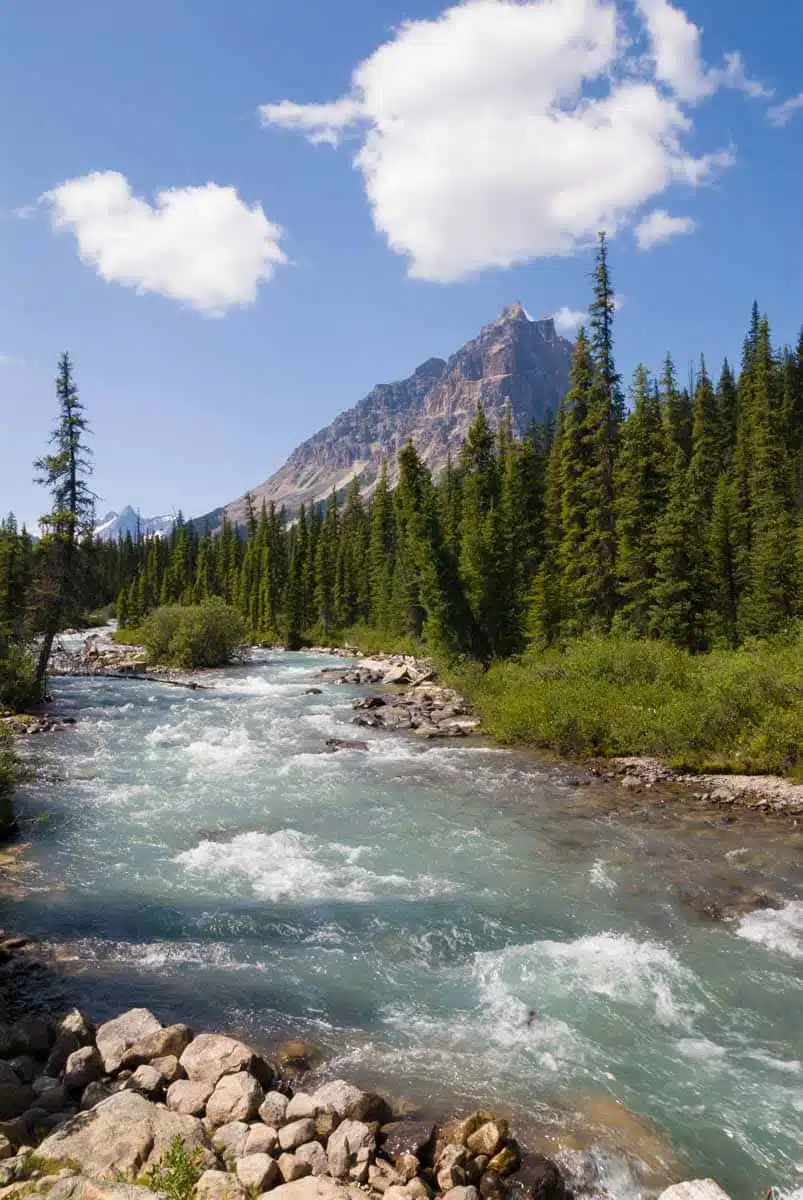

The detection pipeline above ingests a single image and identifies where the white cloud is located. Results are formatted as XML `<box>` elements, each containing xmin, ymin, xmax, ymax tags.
<box><xmin>635</xmin><ymin>208</ymin><xmax>696</xmax><ymax>249</ymax></box>
<box><xmin>260</xmin><ymin>0</ymin><xmax>763</xmax><ymax>282</ymax></box>
<box><xmin>553</xmin><ymin>306</ymin><xmax>586</xmax><ymax>335</ymax></box>
<box><xmin>42</xmin><ymin>171</ymin><xmax>287</xmax><ymax>315</ymax></box>
<box><xmin>767</xmin><ymin>92</ymin><xmax>803</xmax><ymax>127</ymax></box>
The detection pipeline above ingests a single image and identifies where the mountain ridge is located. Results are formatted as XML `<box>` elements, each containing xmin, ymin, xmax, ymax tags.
<box><xmin>214</xmin><ymin>303</ymin><xmax>574</xmax><ymax>527</ymax></box>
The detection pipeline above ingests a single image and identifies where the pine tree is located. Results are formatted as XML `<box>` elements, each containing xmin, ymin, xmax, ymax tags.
<box><xmin>650</xmin><ymin>448</ymin><xmax>708</xmax><ymax>649</ymax></box>
<box><xmin>32</xmin><ymin>353</ymin><xmax>95</xmax><ymax>690</ymax></box>
<box><xmin>368</xmin><ymin>464</ymin><xmax>396</xmax><ymax>630</ymax></box>
<box><xmin>660</xmin><ymin>354</ymin><xmax>692</xmax><ymax>462</ymax></box>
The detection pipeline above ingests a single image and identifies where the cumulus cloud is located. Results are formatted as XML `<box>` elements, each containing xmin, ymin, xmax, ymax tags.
<box><xmin>260</xmin><ymin>0</ymin><xmax>764</xmax><ymax>281</ymax></box>
<box><xmin>767</xmin><ymin>92</ymin><xmax>803</xmax><ymax>127</ymax></box>
<box><xmin>553</xmin><ymin>307</ymin><xmax>586</xmax><ymax>335</ymax></box>
<box><xmin>635</xmin><ymin>209</ymin><xmax>696</xmax><ymax>249</ymax></box>
<box><xmin>42</xmin><ymin>171</ymin><xmax>287</xmax><ymax>315</ymax></box>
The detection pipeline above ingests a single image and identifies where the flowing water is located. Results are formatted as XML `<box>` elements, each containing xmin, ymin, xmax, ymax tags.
<box><xmin>7</xmin><ymin>647</ymin><xmax>803</xmax><ymax>1199</ymax></box>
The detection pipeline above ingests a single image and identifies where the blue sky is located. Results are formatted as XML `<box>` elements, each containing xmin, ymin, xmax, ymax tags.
<box><xmin>1</xmin><ymin>0</ymin><xmax>801</xmax><ymax>529</ymax></box>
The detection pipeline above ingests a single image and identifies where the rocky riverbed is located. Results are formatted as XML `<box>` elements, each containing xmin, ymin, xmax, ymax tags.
<box><xmin>0</xmin><ymin>971</ymin><xmax>730</xmax><ymax>1200</ymax></box>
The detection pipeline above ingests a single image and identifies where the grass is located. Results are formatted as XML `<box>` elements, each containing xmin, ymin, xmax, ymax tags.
<box><xmin>448</xmin><ymin>631</ymin><xmax>803</xmax><ymax>777</ymax></box>
<box><xmin>322</xmin><ymin>623</ymin><xmax>426</xmax><ymax>659</ymax></box>
<box><xmin>111</xmin><ymin>625</ymin><xmax>145</xmax><ymax>647</ymax></box>
<box><xmin>140</xmin><ymin>1137</ymin><xmax>205</xmax><ymax>1200</ymax></box>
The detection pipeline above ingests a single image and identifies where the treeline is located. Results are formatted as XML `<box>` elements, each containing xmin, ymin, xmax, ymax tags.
<box><xmin>117</xmin><ymin>236</ymin><xmax>802</xmax><ymax>657</ymax></box>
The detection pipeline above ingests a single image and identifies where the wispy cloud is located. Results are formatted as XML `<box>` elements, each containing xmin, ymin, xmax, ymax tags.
<box><xmin>767</xmin><ymin>92</ymin><xmax>803</xmax><ymax>127</ymax></box>
<box><xmin>635</xmin><ymin>210</ymin><xmax>696</xmax><ymax>250</ymax></box>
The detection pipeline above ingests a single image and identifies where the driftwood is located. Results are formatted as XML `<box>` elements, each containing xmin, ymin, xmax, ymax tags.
<box><xmin>49</xmin><ymin>669</ymin><xmax>210</xmax><ymax>690</ymax></box>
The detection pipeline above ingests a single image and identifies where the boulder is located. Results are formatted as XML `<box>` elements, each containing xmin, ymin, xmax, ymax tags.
<box><xmin>43</xmin><ymin>1180</ymin><xmax>161</xmax><ymax>1200</ymax></box>
<box><xmin>315</xmin><ymin>1110</ymin><xmax>339</xmax><ymax>1139</ymax></box>
<box><xmin>151</xmin><ymin>1054</ymin><xmax>183</xmax><ymax>1084</ymax></box>
<box><xmin>126</xmin><ymin>1065</ymin><xmax>164</xmax><ymax>1098</ymax></box>
<box><xmin>95</xmin><ymin>1010</ymin><xmax>162</xmax><ymax>1074</ymax></box>
<box><xmin>166</xmin><ymin>1078</ymin><xmax>214</xmax><ymax>1116</ymax></box>
<box><xmin>443</xmin><ymin>1190</ymin><xmax>480</xmax><ymax>1200</ymax></box>
<box><xmin>324</xmin><ymin>739</ymin><xmax>369</xmax><ymax>753</ymax></box>
<box><xmin>327</xmin><ymin>1118</ymin><xmax>375</xmax><ymax>1179</ymax></box>
<box><xmin>36</xmin><ymin>1090</ymin><xmax>214</xmax><ymax>1176</ymax></box>
<box><xmin>383</xmin><ymin>665</ymin><xmax>412</xmax><ymax>685</ymax></box>
<box><xmin>80</xmin><ymin>1082</ymin><xmax>113</xmax><ymax>1111</ymax></box>
<box><xmin>279</xmin><ymin>1118</ymin><xmax>318</xmax><ymax>1152</ymax></box>
<box><xmin>658</xmin><ymin>1185</ymin><xmax>731</xmax><ymax>1200</ymax></box>
<box><xmin>9</xmin><ymin>1016</ymin><xmax>53</xmax><ymax>1057</ymax></box>
<box><xmin>438</xmin><ymin>1113</ymin><xmax>495</xmax><ymax>1151</ymax></box>
<box><xmin>279</xmin><ymin>1153</ymin><xmax>313</xmax><ymax>1183</ymax></box>
<box><xmin>211</xmin><ymin>1120</ymin><xmax>251</xmax><ymax>1161</ymax></box>
<box><xmin>0</xmin><ymin>1133</ymin><xmax>12</xmax><ymax>1161</ymax></box>
<box><xmin>0</xmin><ymin>1062</ymin><xmax>33</xmax><ymax>1120</ymax></box>
<box><xmin>245</xmin><ymin>1124</ymin><xmax>279</xmax><ymax>1155</ymax></box>
<box><xmin>466</xmin><ymin>1122</ymin><xmax>508</xmax><ymax>1159</ymax></box>
<box><xmin>278</xmin><ymin>1040</ymin><xmax>323</xmax><ymax>1073</ymax></box>
<box><xmin>8</xmin><ymin>1056</ymin><xmax>38</xmax><ymax>1084</ymax></box>
<box><xmin>180</xmin><ymin>1033</ymin><xmax>271</xmax><ymax>1088</ymax></box>
<box><xmin>296</xmin><ymin>1141</ymin><xmax>329</xmax><ymax>1176</ymax></box>
<box><xmin>260</xmin><ymin>1091</ymin><xmax>289</xmax><ymax>1127</ymax></box>
<box><xmin>487</xmin><ymin>1145</ymin><xmax>520</xmax><ymax>1178</ymax></box>
<box><xmin>121</xmin><ymin>1023</ymin><xmax>194</xmax><ymax>1069</ymax></box>
<box><xmin>46</xmin><ymin>1010</ymin><xmax>94</xmax><ymax>1076</ymax></box>
<box><xmin>381</xmin><ymin>1120</ymin><xmax>435</xmax><ymax>1165</ymax></box>
<box><xmin>195</xmin><ymin>1170</ymin><xmax>248</xmax><ymax>1200</ymax></box>
<box><xmin>506</xmin><ymin>1154</ymin><xmax>567</xmax><ymax>1200</ymax></box>
<box><xmin>64</xmin><ymin>1047</ymin><xmax>104</xmax><ymax>1092</ymax></box>
<box><xmin>479</xmin><ymin>1172</ymin><xmax>505</xmax><ymax>1200</ymax></box>
<box><xmin>31</xmin><ymin>1079</ymin><xmax>70</xmax><ymax>1113</ymax></box>
<box><xmin>206</xmin><ymin>1071</ymin><xmax>264</xmax><ymax>1127</ymax></box>
<box><xmin>286</xmin><ymin>1092</ymin><xmax>318</xmax><ymax>1122</ymax></box>
<box><xmin>237</xmin><ymin>1153</ymin><xmax>282</xmax><ymax>1192</ymax></box>
<box><xmin>267</xmin><ymin>1177</ymin><xmax>366</xmax><ymax>1200</ymax></box>
<box><xmin>437</xmin><ymin>1145</ymin><xmax>470</xmax><ymax>1191</ymax></box>
<box><xmin>309</xmin><ymin>1080</ymin><xmax>369</xmax><ymax>1121</ymax></box>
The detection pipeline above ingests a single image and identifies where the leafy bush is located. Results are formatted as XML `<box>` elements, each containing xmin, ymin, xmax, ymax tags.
<box><xmin>0</xmin><ymin>727</ymin><xmax>16</xmax><ymax>837</ymax></box>
<box><xmin>450</xmin><ymin>631</ymin><xmax>803</xmax><ymax>775</ymax></box>
<box><xmin>0</xmin><ymin>646</ymin><xmax>41</xmax><ymax>711</ymax></box>
<box><xmin>140</xmin><ymin>599</ymin><xmax>247</xmax><ymax>668</ymax></box>
<box><xmin>141</xmin><ymin>1137</ymin><xmax>204</xmax><ymax>1200</ymax></box>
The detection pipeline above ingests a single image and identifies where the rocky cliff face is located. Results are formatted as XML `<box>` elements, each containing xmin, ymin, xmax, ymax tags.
<box><xmin>222</xmin><ymin>303</ymin><xmax>573</xmax><ymax>525</ymax></box>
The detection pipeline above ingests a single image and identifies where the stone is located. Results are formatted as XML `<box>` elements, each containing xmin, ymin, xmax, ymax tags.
<box><xmin>478</xmin><ymin>1171</ymin><xmax>505</xmax><ymax>1200</ymax></box>
<box><xmin>487</xmin><ymin>1145</ymin><xmax>520</xmax><ymax>1178</ymax></box>
<box><xmin>237</xmin><ymin>1153</ymin><xmax>281</xmax><ymax>1192</ymax></box>
<box><xmin>466</xmin><ymin>1122</ymin><xmax>508</xmax><ymax>1159</ymax></box>
<box><xmin>0</xmin><ymin>1134</ymin><xmax>12</xmax><ymax>1161</ymax></box>
<box><xmin>267</xmin><ymin>1177</ymin><xmax>368</xmax><ymax>1200</ymax></box>
<box><xmin>7</xmin><ymin>1056</ymin><xmax>38</xmax><ymax>1084</ymax></box>
<box><xmin>180</xmin><ymin>1033</ymin><xmax>272</xmax><ymax>1088</ymax></box>
<box><xmin>151</xmin><ymin>1054</ymin><xmax>183</xmax><ymax>1084</ymax></box>
<box><xmin>314</xmin><ymin>1110</ymin><xmax>339</xmax><ymax>1139</ymax></box>
<box><xmin>327</xmin><ymin>1118</ymin><xmax>375</xmax><ymax>1179</ymax></box>
<box><xmin>126</xmin><ymin>1065</ymin><xmax>164</xmax><ymax>1097</ymax></box>
<box><xmin>64</xmin><ymin>1048</ymin><xmax>104</xmax><ymax>1092</ymax></box>
<box><xmin>211</xmin><ymin>1120</ymin><xmax>251</xmax><ymax>1161</ymax></box>
<box><xmin>395</xmin><ymin>1154</ymin><xmax>420</xmax><ymax>1184</ymax></box>
<box><xmin>279</xmin><ymin>1154</ymin><xmax>313</xmax><ymax>1183</ymax></box>
<box><xmin>324</xmin><ymin>739</ymin><xmax>368</xmax><ymax>753</ymax></box>
<box><xmin>120</xmin><ymin>1023</ymin><xmax>194</xmax><ymax>1069</ymax></box>
<box><xmin>0</xmin><ymin>1062</ymin><xmax>33</xmax><ymax>1120</ymax></box>
<box><xmin>259</xmin><ymin>1091</ymin><xmax>289</xmax><ymax>1127</ymax></box>
<box><xmin>32</xmin><ymin>1080</ymin><xmax>70</xmax><ymax>1113</ymax></box>
<box><xmin>437</xmin><ymin>1145</ymin><xmax>470</xmax><ymax>1191</ymax></box>
<box><xmin>207</xmin><ymin>1071</ymin><xmax>264</xmax><ymax>1127</ymax></box>
<box><xmin>506</xmin><ymin>1154</ymin><xmax>566</xmax><ymax>1200</ymax></box>
<box><xmin>443</xmin><ymin>1189</ymin><xmax>479</xmax><ymax>1200</ymax></box>
<box><xmin>657</xmin><ymin>1185</ymin><xmax>731</xmax><ymax>1200</ymax></box>
<box><xmin>286</xmin><ymin>1092</ymin><xmax>318</xmax><ymax>1121</ymax></box>
<box><xmin>166</xmin><ymin>1078</ymin><xmax>214</xmax><ymax>1116</ymax></box>
<box><xmin>95</xmin><ymin>1009</ymin><xmax>162</xmax><ymax>1074</ymax></box>
<box><xmin>279</xmin><ymin>1118</ymin><xmax>318</xmax><ymax>1152</ymax></box>
<box><xmin>245</xmin><ymin>1123</ymin><xmax>279</xmax><ymax>1155</ymax></box>
<box><xmin>439</xmin><ymin>1113</ymin><xmax>494</xmax><ymax>1150</ymax></box>
<box><xmin>278</xmin><ymin>1040</ymin><xmax>323</xmax><ymax>1073</ymax></box>
<box><xmin>36</xmin><ymin>1090</ymin><xmax>214</xmax><ymax>1176</ymax></box>
<box><xmin>46</xmin><ymin>1012</ymin><xmax>94</xmax><ymax>1077</ymax></box>
<box><xmin>46</xmin><ymin>1181</ymin><xmax>167</xmax><ymax>1200</ymax></box>
<box><xmin>405</xmin><ymin>1179</ymin><xmax>432</xmax><ymax>1200</ymax></box>
<box><xmin>310</xmin><ymin>1080</ymin><xmax>369</xmax><ymax>1122</ymax></box>
<box><xmin>9</xmin><ymin>1017</ymin><xmax>53</xmax><ymax>1057</ymax></box>
<box><xmin>383</xmin><ymin>664</ymin><xmax>412</xmax><ymax>685</ymax></box>
<box><xmin>381</xmin><ymin>1121</ymin><xmax>436</xmax><ymax>1165</ymax></box>
<box><xmin>195</xmin><ymin>1170</ymin><xmax>248</xmax><ymax>1200</ymax></box>
<box><xmin>296</xmin><ymin>1141</ymin><xmax>329</xmax><ymax>1176</ymax></box>
<box><xmin>80</xmin><ymin>1082</ymin><xmax>112</xmax><ymax>1111</ymax></box>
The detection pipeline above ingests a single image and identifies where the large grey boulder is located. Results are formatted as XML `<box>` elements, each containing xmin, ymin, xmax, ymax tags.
<box><xmin>211</xmin><ymin>1120</ymin><xmax>251</xmax><ymax>1161</ymax></box>
<box><xmin>658</xmin><ymin>1185</ymin><xmax>731</xmax><ymax>1200</ymax></box>
<box><xmin>245</xmin><ymin>1124</ymin><xmax>279</xmax><ymax>1156</ymax></box>
<box><xmin>236</xmin><ymin>1153</ymin><xmax>281</xmax><ymax>1192</ymax></box>
<box><xmin>64</xmin><ymin>1047</ymin><xmax>104</xmax><ymax>1092</ymax></box>
<box><xmin>259</xmin><ymin>1092</ymin><xmax>289</xmax><ymax>1127</ymax></box>
<box><xmin>36</xmin><ymin>1090</ymin><xmax>214</xmax><ymax>1176</ymax></box>
<box><xmin>196</xmin><ymin>1170</ymin><xmax>248</xmax><ymax>1200</ymax></box>
<box><xmin>46</xmin><ymin>1011</ymin><xmax>95</xmax><ymax>1076</ymax></box>
<box><xmin>296</xmin><ymin>1142</ymin><xmax>329</xmax><ymax>1177</ymax></box>
<box><xmin>279</xmin><ymin>1118</ymin><xmax>318</xmax><ymax>1152</ymax></box>
<box><xmin>95</xmin><ymin>1010</ymin><xmax>162</xmax><ymax>1074</ymax></box>
<box><xmin>121</xmin><ymin>1023</ymin><xmax>194</xmax><ymax>1069</ymax></box>
<box><xmin>326</xmin><ymin>1119</ymin><xmax>375</xmax><ymax>1179</ymax></box>
<box><xmin>166</xmin><ymin>1078</ymin><xmax>213</xmax><ymax>1116</ymax></box>
<box><xmin>180</xmin><ymin>1033</ymin><xmax>270</xmax><ymax>1087</ymax></box>
<box><xmin>206</xmin><ymin>1071</ymin><xmax>264</xmax><ymax>1127</ymax></box>
<box><xmin>265</xmin><ymin>1177</ymin><xmax>368</xmax><ymax>1200</ymax></box>
<box><xmin>46</xmin><ymin>1179</ymin><xmax>162</xmax><ymax>1200</ymax></box>
<box><xmin>308</xmin><ymin>1081</ymin><xmax>373</xmax><ymax>1121</ymax></box>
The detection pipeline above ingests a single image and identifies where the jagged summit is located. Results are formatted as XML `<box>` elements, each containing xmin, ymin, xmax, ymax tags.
<box><xmin>215</xmin><ymin>305</ymin><xmax>574</xmax><ymax>528</ymax></box>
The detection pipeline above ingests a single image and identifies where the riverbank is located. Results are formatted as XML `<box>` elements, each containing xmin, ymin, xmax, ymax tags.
<box><xmin>0</xmin><ymin>957</ymin><xmax>732</xmax><ymax>1200</ymax></box>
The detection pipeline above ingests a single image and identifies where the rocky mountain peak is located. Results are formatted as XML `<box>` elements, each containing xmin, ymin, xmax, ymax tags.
<box><xmin>216</xmin><ymin>306</ymin><xmax>575</xmax><ymax>529</ymax></box>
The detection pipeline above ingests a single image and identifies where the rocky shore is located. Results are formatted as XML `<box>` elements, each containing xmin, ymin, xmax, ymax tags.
<box><xmin>0</xmin><ymin>981</ymin><xmax>729</xmax><ymax>1200</ymax></box>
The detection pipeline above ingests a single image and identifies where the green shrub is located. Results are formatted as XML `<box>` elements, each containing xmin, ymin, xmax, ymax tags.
<box><xmin>0</xmin><ymin>727</ymin><xmax>16</xmax><ymax>837</ymax></box>
<box><xmin>0</xmin><ymin>646</ymin><xmax>41</xmax><ymax>712</ymax></box>
<box><xmin>140</xmin><ymin>599</ymin><xmax>247</xmax><ymax>668</ymax></box>
<box><xmin>449</xmin><ymin>631</ymin><xmax>803</xmax><ymax>776</ymax></box>
<box><xmin>140</xmin><ymin>1137</ymin><xmax>204</xmax><ymax>1200</ymax></box>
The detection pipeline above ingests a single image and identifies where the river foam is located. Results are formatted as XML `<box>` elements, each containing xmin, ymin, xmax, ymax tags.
<box><xmin>735</xmin><ymin>900</ymin><xmax>803</xmax><ymax>959</ymax></box>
